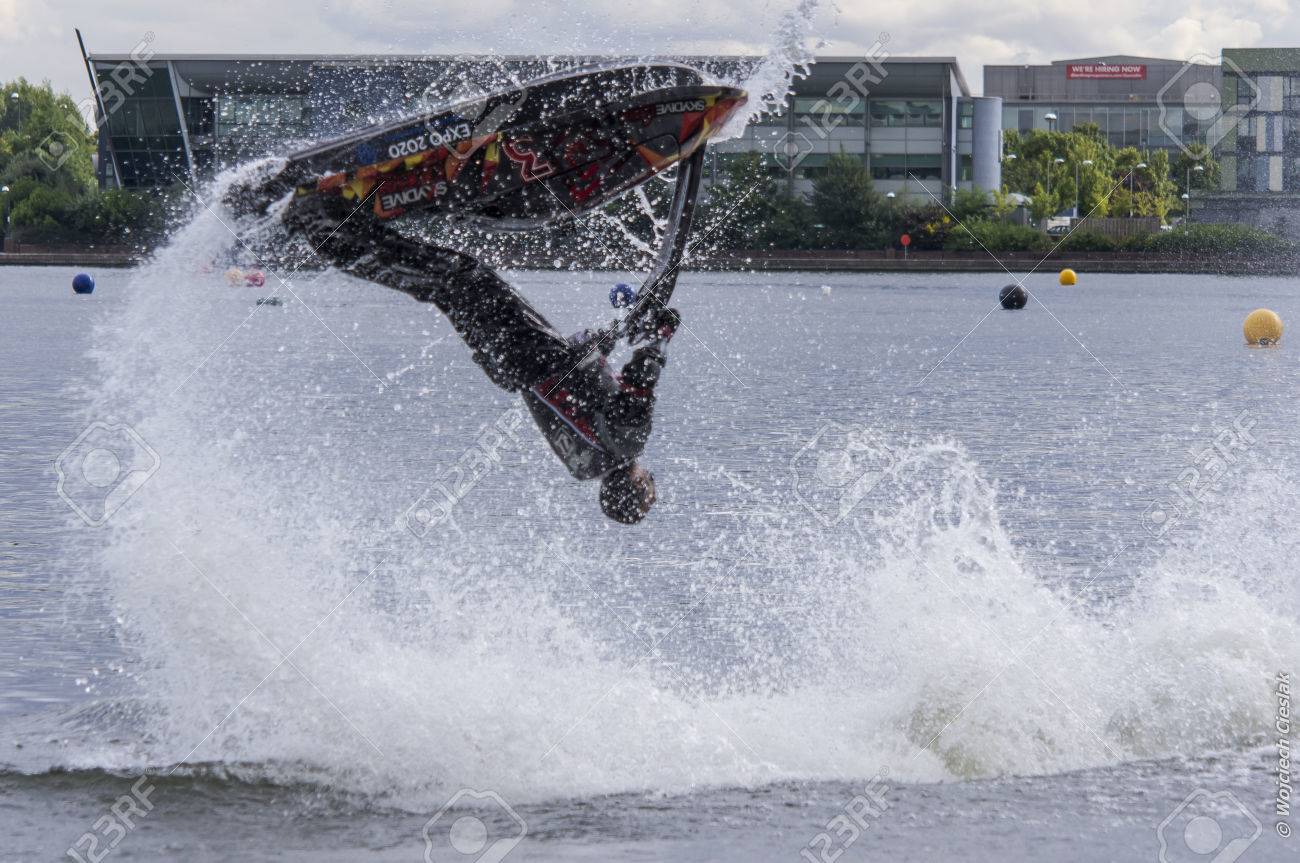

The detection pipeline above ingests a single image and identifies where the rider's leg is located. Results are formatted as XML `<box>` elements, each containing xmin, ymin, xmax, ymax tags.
<box><xmin>288</xmin><ymin>196</ymin><xmax>576</xmax><ymax>392</ymax></box>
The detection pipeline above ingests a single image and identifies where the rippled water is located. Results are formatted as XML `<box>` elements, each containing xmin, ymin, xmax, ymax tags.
<box><xmin>1</xmin><ymin>249</ymin><xmax>1296</xmax><ymax>861</ymax></box>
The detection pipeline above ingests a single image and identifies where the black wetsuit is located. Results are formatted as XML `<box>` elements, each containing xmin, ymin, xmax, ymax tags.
<box><xmin>288</xmin><ymin>197</ymin><xmax>672</xmax><ymax>480</ymax></box>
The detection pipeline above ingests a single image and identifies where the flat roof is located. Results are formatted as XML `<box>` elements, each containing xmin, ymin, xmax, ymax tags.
<box><xmin>87</xmin><ymin>51</ymin><xmax>972</xmax><ymax>97</ymax></box>
<box><xmin>986</xmin><ymin>55</ymin><xmax>1218</xmax><ymax>69</ymax></box>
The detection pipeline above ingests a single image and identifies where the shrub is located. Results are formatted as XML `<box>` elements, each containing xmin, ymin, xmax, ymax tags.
<box><xmin>943</xmin><ymin>220</ymin><xmax>1051</xmax><ymax>253</ymax></box>
<box><xmin>8</xmin><ymin>183</ymin><xmax>80</xmax><ymax>243</ymax></box>
<box><xmin>1055</xmin><ymin>229</ymin><xmax>1117</xmax><ymax>252</ymax></box>
<box><xmin>76</xmin><ymin>188</ymin><xmax>174</xmax><ymax>246</ymax></box>
<box><xmin>890</xmin><ymin>202</ymin><xmax>952</xmax><ymax>250</ymax></box>
<box><xmin>1124</xmin><ymin>223</ymin><xmax>1295</xmax><ymax>257</ymax></box>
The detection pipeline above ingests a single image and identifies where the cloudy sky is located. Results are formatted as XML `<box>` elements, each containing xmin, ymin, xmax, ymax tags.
<box><xmin>3</xmin><ymin>0</ymin><xmax>1299</xmax><ymax>99</ymax></box>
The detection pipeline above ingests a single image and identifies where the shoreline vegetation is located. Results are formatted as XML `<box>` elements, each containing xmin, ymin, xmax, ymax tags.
<box><xmin>1</xmin><ymin>79</ymin><xmax>1296</xmax><ymax>274</ymax></box>
<box><xmin>3</xmin><ymin>245</ymin><xmax>1292</xmax><ymax>275</ymax></box>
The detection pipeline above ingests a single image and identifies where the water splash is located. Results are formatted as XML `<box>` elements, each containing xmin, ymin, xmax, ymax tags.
<box><xmin>63</xmin><ymin>215</ymin><xmax>1300</xmax><ymax>807</ymax></box>
<box><xmin>718</xmin><ymin>0</ymin><xmax>825</xmax><ymax>137</ymax></box>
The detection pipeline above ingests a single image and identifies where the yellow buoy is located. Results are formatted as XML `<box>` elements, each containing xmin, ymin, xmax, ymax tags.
<box><xmin>224</xmin><ymin>267</ymin><xmax>245</xmax><ymax>287</ymax></box>
<box><xmin>1058</xmin><ymin>268</ymin><xmax>1078</xmax><ymax>286</ymax></box>
<box><xmin>1243</xmin><ymin>308</ymin><xmax>1283</xmax><ymax>346</ymax></box>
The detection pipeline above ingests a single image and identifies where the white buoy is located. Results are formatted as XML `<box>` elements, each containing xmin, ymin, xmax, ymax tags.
<box><xmin>821</xmin><ymin>285</ymin><xmax>833</xmax><ymax>297</ymax></box>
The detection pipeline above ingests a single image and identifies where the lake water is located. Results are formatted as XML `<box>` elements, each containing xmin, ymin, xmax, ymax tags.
<box><xmin>1</xmin><ymin>224</ymin><xmax>1297</xmax><ymax>861</ymax></box>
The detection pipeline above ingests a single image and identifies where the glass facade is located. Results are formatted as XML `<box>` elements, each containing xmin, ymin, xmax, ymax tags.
<box><xmin>100</xmin><ymin>71</ymin><xmax>188</xmax><ymax>188</ymax></box>
<box><xmin>1000</xmin><ymin>103</ymin><xmax>1204</xmax><ymax>150</ymax></box>
<box><xmin>869</xmin><ymin>153</ymin><xmax>941</xmax><ymax>181</ymax></box>
<box><xmin>793</xmin><ymin>97</ymin><xmax>864</xmax><ymax>127</ymax></box>
<box><xmin>214</xmin><ymin>94</ymin><xmax>312</xmax><ymax>166</ymax></box>
<box><xmin>869</xmin><ymin>100</ymin><xmax>943</xmax><ymax>127</ymax></box>
<box><xmin>958</xmin><ymin>101</ymin><xmax>974</xmax><ymax>129</ymax></box>
<box><xmin>89</xmin><ymin>55</ymin><xmax>988</xmax><ymax>198</ymax></box>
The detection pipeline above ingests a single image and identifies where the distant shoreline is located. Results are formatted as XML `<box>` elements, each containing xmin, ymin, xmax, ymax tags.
<box><xmin>1</xmin><ymin>249</ymin><xmax>1292</xmax><ymax>276</ymax></box>
<box><xmin>693</xmin><ymin>250</ymin><xmax>1296</xmax><ymax>276</ymax></box>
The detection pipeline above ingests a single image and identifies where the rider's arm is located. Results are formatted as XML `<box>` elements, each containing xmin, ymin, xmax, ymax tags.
<box><xmin>608</xmin><ymin>309</ymin><xmax>679</xmax><ymax>429</ymax></box>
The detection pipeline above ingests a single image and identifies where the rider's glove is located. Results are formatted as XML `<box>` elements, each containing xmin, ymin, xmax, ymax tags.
<box><xmin>654</xmin><ymin>307</ymin><xmax>681</xmax><ymax>341</ymax></box>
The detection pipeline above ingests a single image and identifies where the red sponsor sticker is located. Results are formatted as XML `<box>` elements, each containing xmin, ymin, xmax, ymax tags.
<box><xmin>374</xmin><ymin>167</ymin><xmax>447</xmax><ymax>219</ymax></box>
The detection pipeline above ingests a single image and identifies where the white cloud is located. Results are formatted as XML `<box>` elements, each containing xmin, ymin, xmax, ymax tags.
<box><xmin>0</xmin><ymin>0</ymin><xmax>50</xmax><ymax>44</ymax></box>
<box><xmin>8</xmin><ymin>0</ymin><xmax>1300</xmax><ymax>98</ymax></box>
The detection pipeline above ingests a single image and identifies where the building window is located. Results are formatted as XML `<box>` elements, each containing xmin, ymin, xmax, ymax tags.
<box><xmin>871</xmin><ymin>101</ymin><xmax>904</xmax><ymax>127</ymax></box>
<box><xmin>870</xmin><ymin>153</ymin><xmax>905</xmax><ymax>179</ymax></box>
<box><xmin>907</xmin><ymin>100</ymin><xmax>942</xmax><ymax>127</ymax></box>
<box><xmin>1237</xmin><ymin>154</ymin><xmax>1265</xmax><ymax>191</ymax></box>
<box><xmin>958</xmin><ymin>154</ymin><xmax>973</xmax><ymax>181</ymax></box>
<box><xmin>870</xmin><ymin>100</ymin><xmax>942</xmax><ymax>128</ymax></box>
<box><xmin>794</xmin><ymin>96</ymin><xmax>865</xmax><ymax>128</ymax></box>
<box><xmin>870</xmin><ymin>153</ymin><xmax>941</xmax><ymax>181</ymax></box>
<box><xmin>958</xmin><ymin>101</ymin><xmax>974</xmax><ymax>129</ymax></box>
<box><xmin>1285</xmin><ymin>153</ymin><xmax>1300</xmax><ymax>192</ymax></box>
<box><xmin>1239</xmin><ymin>80</ymin><xmax>1256</xmax><ymax>106</ymax></box>
<box><xmin>217</xmin><ymin>95</ymin><xmax>307</xmax><ymax>129</ymax></box>
<box><xmin>906</xmin><ymin>153</ymin><xmax>942</xmax><ymax>179</ymax></box>
<box><xmin>791</xmin><ymin>152</ymin><xmax>838</xmax><ymax>180</ymax></box>
<box><xmin>101</xmin><ymin>71</ymin><xmax>188</xmax><ymax>188</ymax></box>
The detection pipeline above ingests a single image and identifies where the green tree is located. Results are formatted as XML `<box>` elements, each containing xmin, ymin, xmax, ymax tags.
<box><xmin>0</xmin><ymin>78</ymin><xmax>96</xmax><ymax>195</ymax></box>
<box><xmin>761</xmin><ymin>195</ymin><xmax>815</xmax><ymax>249</ymax></box>
<box><xmin>809</xmin><ymin>152</ymin><xmax>890</xmax><ymax>249</ymax></box>
<box><xmin>1002</xmin><ymin>125</ymin><xmax>1192</xmax><ymax>224</ymax></box>
<box><xmin>950</xmin><ymin>187</ymin><xmax>991</xmax><ymax>222</ymax></box>
<box><xmin>698</xmin><ymin>153</ymin><xmax>783</xmax><ymax>249</ymax></box>
<box><xmin>1173</xmin><ymin>143</ymin><xmax>1221</xmax><ymax>194</ymax></box>
<box><xmin>991</xmin><ymin>185</ymin><xmax>1018</xmax><ymax>221</ymax></box>
<box><xmin>1028</xmin><ymin>182</ymin><xmax>1054</xmax><ymax>223</ymax></box>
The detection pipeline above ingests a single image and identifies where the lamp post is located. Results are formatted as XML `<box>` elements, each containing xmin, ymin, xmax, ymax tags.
<box><xmin>1074</xmin><ymin>158</ymin><xmax>1094</xmax><ymax>219</ymax></box>
<box><xmin>1186</xmin><ymin>163</ymin><xmax>1205</xmax><ymax>221</ymax></box>
<box><xmin>1045</xmin><ymin>112</ymin><xmax>1058</xmax><ymax>133</ymax></box>
<box><xmin>1130</xmin><ymin>161</ymin><xmax>1147</xmax><ymax>217</ymax></box>
<box><xmin>0</xmin><ymin>185</ymin><xmax>9</xmax><ymax>253</ymax></box>
<box><xmin>1050</xmin><ymin>156</ymin><xmax>1065</xmax><ymax>199</ymax></box>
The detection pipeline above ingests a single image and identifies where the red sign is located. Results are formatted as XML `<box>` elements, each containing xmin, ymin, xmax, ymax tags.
<box><xmin>900</xmin><ymin>234</ymin><xmax>912</xmax><ymax>247</ymax></box>
<box><xmin>1067</xmin><ymin>63</ymin><xmax>1146</xmax><ymax>80</ymax></box>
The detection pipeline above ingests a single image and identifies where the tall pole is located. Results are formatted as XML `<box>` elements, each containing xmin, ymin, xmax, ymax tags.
<box><xmin>1187</xmin><ymin>163</ymin><xmax>1204</xmax><ymax>221</ymax></box>
<box><xmin>1072</xmin><ymin>159</ymin><xmax>1094</xmax><ymax>220</ymax></box>
<box><xmin>1075</xmin><ymin>162</ymin><xmax>1080</xmax><ymax>218</ymax></box>
<box><xmin>1129</xmin><ymin>161</ymin><xmax>1146</xmax><ymax>218</ymax></box>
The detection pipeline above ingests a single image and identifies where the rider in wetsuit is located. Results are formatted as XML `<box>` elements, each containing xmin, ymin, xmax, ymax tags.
<box><xmin>286</xmin><ymin>196</ymin><xmax>678</xmax><ymax>524</ymax></box>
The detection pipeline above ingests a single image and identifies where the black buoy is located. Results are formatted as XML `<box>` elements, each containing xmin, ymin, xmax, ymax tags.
<box><xmin>999</xmin><ymin>283</ymin><xmax>1028</xmax><ymax>310</ymax></box>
